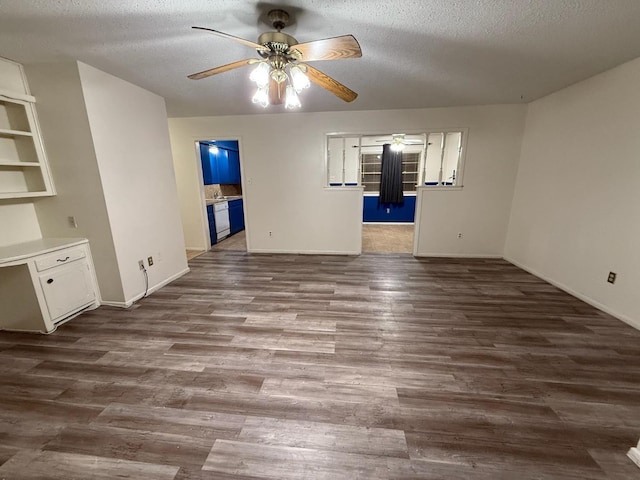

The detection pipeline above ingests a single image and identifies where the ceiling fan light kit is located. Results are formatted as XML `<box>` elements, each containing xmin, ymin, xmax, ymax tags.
<box><xmin>188</xmin><ymin>8</ymin><xmax>362</xmax><ymax>110</ymax></box>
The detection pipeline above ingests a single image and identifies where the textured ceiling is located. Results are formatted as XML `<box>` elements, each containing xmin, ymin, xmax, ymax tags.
<box><xmin>1</xmin><ymin>1</ymin><xmax>640</xmax><ymax>117</ymax></box>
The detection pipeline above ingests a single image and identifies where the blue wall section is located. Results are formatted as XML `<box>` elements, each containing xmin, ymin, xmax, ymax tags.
<box><xmin>363</xmin><ymin>195</ymin><xmax>416</xmax><ymax>222</ymax></box>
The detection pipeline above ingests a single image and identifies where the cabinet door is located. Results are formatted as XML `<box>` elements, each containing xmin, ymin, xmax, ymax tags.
<box><xmin>228</xmin><ymin>150</ymin><xmax>241</xmax><ymax>184</ymax></box>
<box><xmin>229</xmin><ymin>200</ymin><xmax>244</xmax><ymax>234</ymax></box>
<box><xmin>216</xmin><ymin>149</ymin><xmax>231</xmax><ymax>184</ymax></box>
<box><xmin>200</xmin><ymin>144</ymin><xmax>213</xmax><ymax>185</ymax></box>
<box><xmin>39</xmin><ymin>260</ymin><xmax>95</xmax><ymax>322</ymax></box>
<box><xmin>207</xmin><ymin>205</ymin><xmax>217</xmax><ymax>245</ymax></box>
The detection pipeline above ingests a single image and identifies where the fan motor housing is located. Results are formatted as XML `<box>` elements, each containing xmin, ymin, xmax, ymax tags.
<box><xmin>258</xmin><ymin>31</ymin><xmax>298</xmax><ymax>49</ymax></box>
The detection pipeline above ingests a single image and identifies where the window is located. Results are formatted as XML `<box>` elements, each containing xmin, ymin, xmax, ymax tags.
<box><xmin>326</xmin><ymin>130</ymin><xmax>466</xmax><ymax>191</ymax></box>
<box><xmin>327</xmin><ymin>136</ymin><xmax>360</xmax><ymax>186</ymax></box>
<box><xmin>423</xmin><ymin>131</ymin><xmax>464</xmax><ymax>186</ymax></box>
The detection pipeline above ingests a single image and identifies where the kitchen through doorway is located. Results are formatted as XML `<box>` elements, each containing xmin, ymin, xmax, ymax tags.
<box><xmin>189</xmin><ymin>138</ymin><xmax>247</xmax><ymax>259</ymax></box>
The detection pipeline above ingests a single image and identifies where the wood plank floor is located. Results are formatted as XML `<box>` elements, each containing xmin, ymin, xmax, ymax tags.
<box><xmin>0</xmin><ymin>252</ymin><xmax>639</xmax><ymax>479</ymax></box>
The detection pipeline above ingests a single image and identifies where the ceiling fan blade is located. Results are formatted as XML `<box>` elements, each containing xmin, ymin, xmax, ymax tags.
<box><xmin>269</xmin><ymin>78</ymin><xmax>285</xmax><ymax>105</ymax></box>
<box><xmin>290</xmin><ymin>35</ymin><xmax>361</xmax><ymax>62</ymax></box>
<box><xmin>305</xmin><ymin>65</ymin><xmax>358</xmax><ymax>102</ymax></box>
<box><xmin>192</xmin><ymin>26</ymin><xmax>268</xmax><ymax>51</ymax></box>
<box><xmin>188</xmin><ymin>59</ymin><xmax>254</xmax><ymax>80</ymax></box>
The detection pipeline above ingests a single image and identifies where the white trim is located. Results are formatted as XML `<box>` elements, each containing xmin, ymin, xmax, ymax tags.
<box><xmin>0</xmin><ymin>88</ymin><xmax>35</xmax><ymax>103</ymax></box>
<box><xmin>415</xmin><ymin>185</ymin><xmax>464</xmax><ymax>191</ymax></box>
<box><xmin>414</xmin><ymin>253</ymin><xmax>503</xmax><ymax>259</ymax></box>
<box><xmin>101</xmin><ymin>267</ymin><xmax>190</xmax><ymax>308</ymax></box>
<box><xmin>324</xmin><ymin>186</ymin><xmax>365</xmax><ymax>192</ymax></box>
<box><xmin>364</xmin><ymin>222</ymin><xmax>414</xmax><ymax>225</ymax></box>
<box><xmin>628</xmin><ymin>446</ymin><xmax>640</xmax><ymax>469</ymax></box>
<box><xmin>412</xmin><ymin>188</ymin><xmax>424</xmax><ymax>256</ymax></box>
<box><xmin>505</xmin><ymin>256</ymin><xmax>640</xmax><ymax>332</ymax></box>
<box><xmin>249</xmin><ymin>249</ymin><xmax>360</xmax><ymax>256</ymax></box>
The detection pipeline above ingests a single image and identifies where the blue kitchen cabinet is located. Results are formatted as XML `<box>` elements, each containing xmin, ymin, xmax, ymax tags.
<box><xmin>200</xmin><ymin>144</ymin><xmax>214</xmax><ymax>185</ymax></box>
<box><xmin>212</xmin><ymin>148</ymin><xmax>241</xmax><ymax>184</ymax></box>
<box><xmin>201</xmin><ymin>140</ymin><xmax>241</xmax><ymax>185</ymax></box>
<box><xmin>229</xmin><ymin>198</ymin><xmax>244</xmax><ymax>234</ymax></box>
<box><xmin>206</xmin><ymin>205</ymin><xmax>217</xmax><ymax>245</ymax></box>
<box><xmin>227</xmin><ymin>149</ymin><xmax>241</xmax><ymax>184</ymax></box>
<box><xmin>211</xmin><ymin>148</ymin><xmax>228</xmax><ymax>185</ymax></box>
<box><xmin>362</xmin><ymin>195</ymin><xmax>416</xmax><ymax>222</ymax></box>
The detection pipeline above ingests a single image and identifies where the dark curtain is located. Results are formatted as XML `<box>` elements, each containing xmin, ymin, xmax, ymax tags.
<box><xmin>379</xmin><ymin>143</ymin><xmax>404</xmax><ymax>204</ymax></box>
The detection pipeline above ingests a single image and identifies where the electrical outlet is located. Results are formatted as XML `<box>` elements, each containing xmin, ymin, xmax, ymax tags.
<box><xmin>269</xmin><ymin>231</ymin><xmax>272</xmax><ymax>237</ymax></box>
<box><xmin>138</xmin><ymin>260</ymin><xmax>144</xmax><ymax>270</ymax></box>
<box><xmin>457</xmin><ymin>232</ymin><xmax>463</xmax><ymax>239</ymax></box>
<box><xmin>147</xmin><ymin>256</ymin><xmax>154</xmax><ymax>266</ymax></box>
<box><xmin>607</xmin><ymin>272</ymin><xmax>616</xmax><ymax>284</ymax></box>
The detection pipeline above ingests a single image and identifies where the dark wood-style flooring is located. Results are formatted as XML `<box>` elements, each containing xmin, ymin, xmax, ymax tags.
<box><xmin>0</xmin><ymin>252</ymin><xmax>639</xmax><ymax>479</ymax></box>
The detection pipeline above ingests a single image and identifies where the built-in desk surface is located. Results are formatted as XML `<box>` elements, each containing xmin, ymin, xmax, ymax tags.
<box><xmin>0</xmin><ymin>238</ymin><xmax>87</xmax><ymax>266</ymax></box>
<box><xmin>0</xmin><ymin>237</ymin><xmax>98</xmax><ymax>333</ymax></box>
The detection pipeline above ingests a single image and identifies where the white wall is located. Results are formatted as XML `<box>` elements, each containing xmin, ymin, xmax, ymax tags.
<box><xmin>413</xmin><ymin>106</ymin><xmax>526</xmax><ymax>256</ymax></box>
<box><xmin>26</xmin><ymin>62</ymin><xmax>124</xmax><ymax>301</ymax></box>
<box><xmin>505</xmin><ymin>57</ymin><xmax>640</xmax><ymax>328</ymax></box>
<box><xmin>169</xmin><ymin>105</ymin><xmax>526</xmax><ymax>255</ymax></box>
<box><xmin>78</xmin><ymin>62</ymin><xmax>188</xmax><ymax>302</ymax></box>
<box><xmin>0</xmin><ymin>203</ymin><xmax>41</xmax><ymax>247</ymax></box>
<box><xmin>26</xmin><ymin>61</ymin><xmax>188</xmax><ymax>305</ymax></box>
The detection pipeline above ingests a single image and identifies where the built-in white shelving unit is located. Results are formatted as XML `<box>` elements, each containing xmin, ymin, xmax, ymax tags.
<box><xmin>0</xmin><ymin>57</ymin><xmax>55</xmax><ymax>199</ymax></box>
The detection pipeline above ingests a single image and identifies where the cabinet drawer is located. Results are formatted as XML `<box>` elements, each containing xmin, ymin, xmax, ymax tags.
<box><xmin>35</xmin><ymin>247</ymin><xmax>86</xmax><ymax>272</ymax></box>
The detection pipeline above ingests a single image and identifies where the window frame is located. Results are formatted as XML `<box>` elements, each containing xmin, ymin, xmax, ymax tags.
<box><xmin>325</xmin><ymin>129</ymin><xmax>468</xmax><ymax>191</ymax></box>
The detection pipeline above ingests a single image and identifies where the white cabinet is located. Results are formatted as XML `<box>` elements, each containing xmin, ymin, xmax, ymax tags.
<box><xmin>0</xmin><ymin>56</ymin><xmax>55</xmax><ymax>199</ymax></box>
<box><xmin>38</xmin><ymin>259</ymin><xmax>96</xmax><ymax>322</ymax></box>
<box><xmin>0</xmin><ymin>238</ymin><xmax>100</xmax><ymax>333</ymax></box>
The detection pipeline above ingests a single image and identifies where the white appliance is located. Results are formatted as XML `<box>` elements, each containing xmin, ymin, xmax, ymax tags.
<box><xmin>214</xmin><ymin>201</ymin><xmax>231</xmax><ymax>240</ymax></box>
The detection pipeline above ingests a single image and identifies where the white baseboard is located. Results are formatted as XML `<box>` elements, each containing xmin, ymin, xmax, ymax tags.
<box><xmin>248</xmin><ymin>248</ymin><xmax>361</xmax><ymax>255</ymax></box>
<box><xmin>505</xmin><ymin>256</ymin><xmax>639</xmax><ymax>332</ymax></box>
<box><xmin>628</xmin><ymin>447</ymin><xmax>640</xmax><ymax>469</ymax></box>
<box><xmin>414</xmin><ymin>253</ymin><xmax>503</xmax><ymax>259</ymax></box>
<box><xmin>100</xmin><ymin>268</ymin><xmax>190</xmax><ymax>309</ymax></box>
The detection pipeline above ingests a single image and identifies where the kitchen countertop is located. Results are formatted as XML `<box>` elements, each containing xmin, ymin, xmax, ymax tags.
<box><xmin>205</xmin><ymin>195</ymin><xmax>242</xmax><ymax>205</ymax></box>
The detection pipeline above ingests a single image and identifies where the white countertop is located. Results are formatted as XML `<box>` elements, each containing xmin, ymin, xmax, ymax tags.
<box><xmin>0</xmin><ymin>237</ymin><xmax>88</xmax><ymax>266</ymax></box>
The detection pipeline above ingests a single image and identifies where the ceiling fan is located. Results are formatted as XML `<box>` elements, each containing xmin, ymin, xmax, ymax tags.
<box><xmin>375</xmin><ymin>134</ymin><xmax>426</xmax><ymax>151</ymax></box>
<box><xmin>188</xmin><ymin>9</ymin><xmax>362</xmax><ymax>108</ymax></box>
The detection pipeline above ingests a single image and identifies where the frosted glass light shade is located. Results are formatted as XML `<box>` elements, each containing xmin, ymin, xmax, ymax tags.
<box><xmin>285</xmin><ymin>85</ymin><xmax>301</xmax><ymax>109</ymax></box>
<box><xmin>290</xmin><ymin>65</ymin><xmax>310</xmax><ymax>92</ymax></box>
<box><xmin>249</xmin><ymin>62</ymin><xmax>270</xmax><ymax>88</ymax></box>
<box><xmin>252</xmin><ymin>85</ymin><xmax>269</xmax><ymax>108</ymax></box>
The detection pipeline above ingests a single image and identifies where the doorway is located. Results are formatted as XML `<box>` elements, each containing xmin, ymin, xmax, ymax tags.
<box><xmin>191</xmin><ymin>138</ymin><xmax>247</xmax><ymax>259</ymax></box>
<box><xmin>362</xmin><ymin>224</ymin><xmax>414</xmax><ymax>253</ymax></box>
